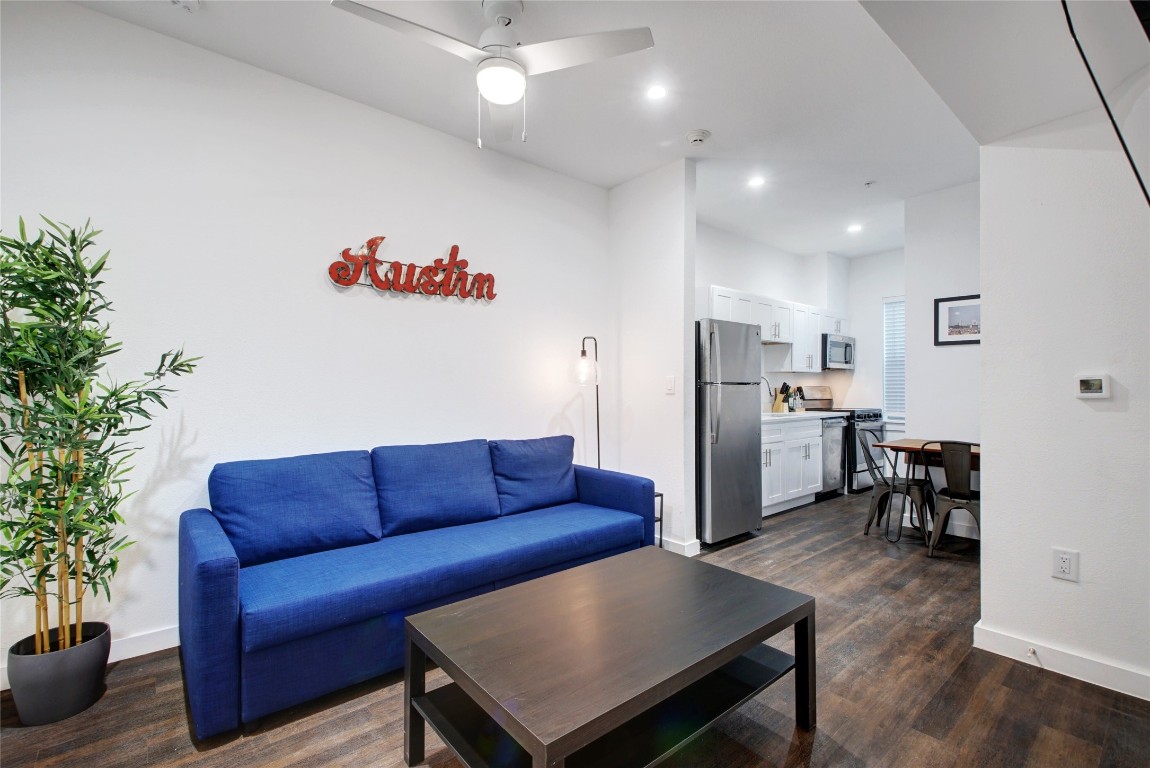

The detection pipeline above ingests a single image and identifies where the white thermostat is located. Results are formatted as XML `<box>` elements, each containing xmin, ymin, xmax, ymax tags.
<box><xmin>1076</xmin><ymin>374</ymin><xmax>1110</xmax><ymax>399</ymax></box>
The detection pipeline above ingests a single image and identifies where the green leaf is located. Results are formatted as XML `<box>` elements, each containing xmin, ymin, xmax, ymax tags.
<box><xmin>1</xmin><ymin>216</ymin><xmax>198</xmax><ymax>633</ymax></box>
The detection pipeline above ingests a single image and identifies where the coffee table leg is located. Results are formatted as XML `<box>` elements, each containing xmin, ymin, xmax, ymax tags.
<box><xmin>794</xmin><ymin>613</ymin><xmax>817</xmax><ymax>730</ymax></box>
<box><xmin>405</xmin><ymin>637</ymin><xmax>426</xmax><ymax>766</ymax></box>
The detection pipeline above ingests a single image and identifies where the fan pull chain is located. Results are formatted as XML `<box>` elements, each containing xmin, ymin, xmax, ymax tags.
<box><xmin>476</xmin><ymin>90</ymin><xmax>483</xmax><ymax>149</ymax></box>
<box><xmin>521</xmin><ymin>86</ymin><xmax>527</xmax><ymax>143</ymax></box>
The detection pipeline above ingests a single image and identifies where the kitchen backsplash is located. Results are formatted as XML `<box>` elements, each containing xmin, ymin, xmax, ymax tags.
<box><xmin>760</xmin><ymin>369</ymin><xmax>856</xmax><ymax>410</ymax></box>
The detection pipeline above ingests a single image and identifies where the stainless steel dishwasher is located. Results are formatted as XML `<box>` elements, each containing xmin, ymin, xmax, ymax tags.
<box><xmin>820</xmin><ymin>417</ymin><xmax>848</xmax><ymax>496</ymax></box>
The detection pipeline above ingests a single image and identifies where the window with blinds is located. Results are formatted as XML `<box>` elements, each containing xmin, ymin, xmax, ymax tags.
<box><xmin>883</xmin><ymin>298</ymin><xmax>906</xmax><ymax>422</ymax></box>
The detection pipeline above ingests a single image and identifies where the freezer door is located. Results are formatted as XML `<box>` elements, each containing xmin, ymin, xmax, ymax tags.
<box><xmin>698</xmin><ymin>318</ymin><xmax>761</xmax><ymax>384</ymax></box>
<box><xmin>698</xmin><ymin>383</ymin><xmax>763</xmax><ymax>543</ymax></box>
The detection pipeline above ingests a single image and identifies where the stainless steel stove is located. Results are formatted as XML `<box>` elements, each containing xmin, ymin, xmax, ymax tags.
<box><xmin>798</xmin><ymin>386</ymin><xmax>885</xmax><ymax>494</ymax></box>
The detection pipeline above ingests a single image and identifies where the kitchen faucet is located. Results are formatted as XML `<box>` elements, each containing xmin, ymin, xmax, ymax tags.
<box><xmin>761</xmin><ymin>376</ymin><xmax>775</xmax><ymax>398</ymax></box>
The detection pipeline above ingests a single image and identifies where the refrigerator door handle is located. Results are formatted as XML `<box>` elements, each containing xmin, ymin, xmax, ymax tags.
<box><xmin>707</xmin><ymin>386</ymin><xmax>715</xmax><ymax>444</ymax></box>
<box><xmin>701</xmin><ymin>321</ymin><xmax>713</xmax><ymax>382</ymax></box>
<box><xmin>713</xmin><ymin>327</ymin><xmax>722</xmax><ymax>384</ymax></box>
<box><xmin>714</xmin><ymin>385</ymin><xmax>722</xmax><ymax>444</ymax></box>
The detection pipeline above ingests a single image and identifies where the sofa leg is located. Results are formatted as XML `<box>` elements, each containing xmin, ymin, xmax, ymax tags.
<box><xmin>242</xmin><ymin>719</ymin><xmax>262</xmax><ymax>735</ymax></box>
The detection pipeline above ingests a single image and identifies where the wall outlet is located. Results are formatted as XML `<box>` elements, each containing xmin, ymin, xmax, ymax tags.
<box><xmin>1052</xmin><ymin>548</ymin><xmax>1080</xmax><ymax>582</ymax></box>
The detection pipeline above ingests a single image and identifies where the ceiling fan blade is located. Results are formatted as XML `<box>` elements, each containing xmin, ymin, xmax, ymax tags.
<box><xmin>331</xmin><ymin>0</ymin><xmax>488</xmax><ymax>64</ymax></box>
<box><xmin>515</xmin><ymin>27</ymin><xmax>654</xmax><ymax>76</ymax></box>
<box><xmin>482</xmin><ymin>100</ymin><xmax>517</xmax><ymax>144</ymax></box>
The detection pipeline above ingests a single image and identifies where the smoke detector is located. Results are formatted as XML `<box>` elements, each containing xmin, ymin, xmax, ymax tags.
<box><xmin>686</xmin><ymin>129</ymin><xmax>711</xmax><ymax>145</ymax></box>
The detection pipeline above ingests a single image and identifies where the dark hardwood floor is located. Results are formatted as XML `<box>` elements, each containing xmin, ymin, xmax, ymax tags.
<box><xmin>3</xmin><ymin>493</ymin><xmax>1147</xmax><ymax>767</ymax></box>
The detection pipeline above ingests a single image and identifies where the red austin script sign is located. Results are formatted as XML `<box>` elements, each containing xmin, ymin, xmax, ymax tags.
<box><xmin>328</xmin><ymin>236</ymin><xmax>497</xmax><ymax>301</ymax></box>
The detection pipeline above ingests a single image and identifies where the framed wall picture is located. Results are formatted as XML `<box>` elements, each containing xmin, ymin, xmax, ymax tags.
<box><xmin>934</xmin><ymin>294</ymin><xmax>981</xmax><ymax>346</ymax></box>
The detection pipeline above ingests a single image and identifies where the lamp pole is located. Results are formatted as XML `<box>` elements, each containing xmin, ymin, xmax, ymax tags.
<box><xmin>580</xmin><ymin>336</ymin><xmax>600</xmax><ymax>468</ymax></box>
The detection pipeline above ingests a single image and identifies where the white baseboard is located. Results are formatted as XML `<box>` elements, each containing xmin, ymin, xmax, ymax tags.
<box><xmin>0</xmin><ymin>624</ymin><xmax>179</xmax><ymax>692</ymax></box>
<box><xmin>661</xmin><ymin>537</ymin><xmax>701</xmax><ymax>557</ymax></box>
<box><xmin>974</xmin><ymin>620</ymin><xmax>1150</xmax><ymax>701</ymax></box>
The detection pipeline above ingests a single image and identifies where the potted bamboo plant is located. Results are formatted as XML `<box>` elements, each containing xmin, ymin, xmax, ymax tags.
<box><xmin>0</xmin><ymin>218</ymin><xmax>197</xmax><ymax>725</ymax></box>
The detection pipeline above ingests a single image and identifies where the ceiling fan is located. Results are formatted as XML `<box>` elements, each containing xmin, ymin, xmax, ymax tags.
<box><xmin>332</xmin><ymin>0</ymin><xmax>654</xmax><ymax>145</ymax></box>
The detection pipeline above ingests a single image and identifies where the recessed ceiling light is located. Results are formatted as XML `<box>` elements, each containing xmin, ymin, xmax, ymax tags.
<box><xmin>748</xmin><ymin>176</ymin><xmax>766</xmax><ymax>188</ymax></box>
<box><xmin>847</xmin><ymin>223</ymin><xmax>863</xmax><ymax>234</ymax></box>
<box><xmin>646</xmin><ymin>85</ymin><xmax>667</xmax><ymax>100</ymax></box>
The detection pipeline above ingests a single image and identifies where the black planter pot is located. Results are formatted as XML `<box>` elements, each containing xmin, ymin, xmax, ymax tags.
<box><xmin>7</xmin><ymin>621</ymin><xmax>111</xmax><ymax>726</ymax></box>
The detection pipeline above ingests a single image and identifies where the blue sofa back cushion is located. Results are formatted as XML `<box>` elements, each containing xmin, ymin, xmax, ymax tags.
<box><xmin>489</xmin><ymin>435</ymin><xmax>578</xmax><ymax>516</ymax></box>
<box><xmin>371</xmin><ymin>439</ymin><xmax>501</xmax><ymax>536</ymax></box>
<box><xmin>209</xmin><ymin>451</ymin><xmax>382</xmax><ymax>567</ymax></box>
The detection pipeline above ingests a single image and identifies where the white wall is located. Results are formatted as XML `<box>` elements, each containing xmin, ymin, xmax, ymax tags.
<box><xmin>904</xmin><ymin>182</ymin><xmax>981</xmax><ymax>441</ymax></box>
<box><xmin>694</xmin><ymin>223</ymin><xmax>806</xmax><ymax>319</ymax></box>
<box><xmin>0</xmin><ymin>2</ymin><xmax>619</xmax><ymax>682</ymax></box>
<box><xmin>977</xmin><ymin>114</ymin><xmax>1150</xmax><ymax>699</ymax></box>
<box><xmin>835</xmin><ymin>249</ymin><xmax>905</xmax><ymax>410</ymax></box>
<box><xmin>612</xmin><ymin>161</ymin><xmax>697</xmax><ymax>554</ymax></box>
<box><xmin>802</xmin><ymin>252</ymin><xmax>851</xmax><ymax>312</ymax></box>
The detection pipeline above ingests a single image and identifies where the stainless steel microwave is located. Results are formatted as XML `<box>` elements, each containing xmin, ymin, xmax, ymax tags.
<box><xmin>821</xmin><ymin>334</ymin><xmax>855</xmax><ymax>370</ymax></box>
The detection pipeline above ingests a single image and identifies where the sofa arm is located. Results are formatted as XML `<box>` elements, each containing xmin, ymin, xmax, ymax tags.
<box><xmin>178</xmin><ymin>508</ymin><xmax>241</xmax><ymax>740</ymax></box>
<box><xmin>574</xmin><ymin>465</ymin><xmax>656</xmax><ymax>547</ymax></box>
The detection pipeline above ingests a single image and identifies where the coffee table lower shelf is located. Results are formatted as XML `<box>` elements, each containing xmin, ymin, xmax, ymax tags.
<box><xmin>413</xmin><ymin>643</ymin><xmax>795</xmax><ymax>768</ymax></box>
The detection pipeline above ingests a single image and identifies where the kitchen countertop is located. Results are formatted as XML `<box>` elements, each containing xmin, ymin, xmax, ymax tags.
<box><xmin>761</xmin><ymin>411</ymin><xmax>843</xmax><ymax>423</ymax></box>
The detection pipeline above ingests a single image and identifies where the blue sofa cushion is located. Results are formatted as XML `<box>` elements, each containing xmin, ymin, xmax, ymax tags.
<box><xmin>238</xmin><ymin>503</ymin><xmax>643</xmax><ymax>653</ymax></box>
<box><xmin>209</xmin><ymin>451</ymin><xmax>382</xmax><ymax>567</ymax></box>
<box><xmin>371</xmin><ymin>439</ymin><xmax>500</xmax><ymax>536</ymax></box>
<box><xmin>489</xmin><ymin>435</ymin><xmax>578</xmax><ymax>515</ymax></box>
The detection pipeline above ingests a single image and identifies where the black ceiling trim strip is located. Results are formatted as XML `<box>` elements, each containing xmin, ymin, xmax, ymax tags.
<box><xmin>1060</xmin><ymin>1</ymin><xmax>1149</xmax><ymax>207</ymax></box>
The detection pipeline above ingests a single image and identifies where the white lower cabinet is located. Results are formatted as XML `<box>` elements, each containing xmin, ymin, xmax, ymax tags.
<box><xmin>802</xmin><ymin>436</ymin><xmax>823</xmax><ymax>495</ymax></box>
<box><xmin>763</xmin><ymin>419</ymin><xmax>824</xmax><ymax>516</ymax></box>
<box><xmin>782</xmin><ymin>437</ymin><xmax>822</xmax><ymax>500</ymax></box>
<box><xmin>762</xmin><ymin>440</ymin><xmax>785</xmax><ymax>507</ymax></box>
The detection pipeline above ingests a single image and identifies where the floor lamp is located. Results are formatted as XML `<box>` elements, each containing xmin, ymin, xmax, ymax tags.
<box><xmin>574</xmin><ymin>336</ymin><xmax>601</xmax><ymax>468</ymax></box>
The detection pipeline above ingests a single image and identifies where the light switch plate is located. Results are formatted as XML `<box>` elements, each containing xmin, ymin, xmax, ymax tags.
<box><xmin>664</xmin><ymin>375</ymin><xmax>675</xmax><ymax>395</ymax></box>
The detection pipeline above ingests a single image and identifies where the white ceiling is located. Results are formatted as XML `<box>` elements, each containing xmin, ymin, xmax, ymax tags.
<box><xmin>863</xmin><ymin>0</ymin><xmax>1096</xmax><ymax>145</ymax></box>
<box><xmin>82</xmin><ymin>0</ymin><xmax>980</xmax><ymax>258</ymax></box>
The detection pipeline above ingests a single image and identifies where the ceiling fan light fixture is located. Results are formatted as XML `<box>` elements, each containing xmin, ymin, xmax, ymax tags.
<box><xmin>476</xmin><ymin>57</ymin><xmax>527</xmax><ymax>105</ymax></box>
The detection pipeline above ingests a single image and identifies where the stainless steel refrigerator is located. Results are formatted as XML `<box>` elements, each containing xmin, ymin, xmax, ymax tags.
<box><xmin>696</xmin><ymin>319</ymin><xmax>762</xmax><ymax>544</ymax></box>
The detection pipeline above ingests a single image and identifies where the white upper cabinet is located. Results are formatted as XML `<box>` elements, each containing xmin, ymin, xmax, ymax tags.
<box><xmin>756</xmin><ymin>297</ymin><xmax>793</xmax><ymax>343</ymax></box>
<box><xmin>791</xmin><ymin>305</ymin><xmax>819</xmax><ymax>372</ymax></box>
<box><xmin>711</xmin><ymin>286</ymin><xmax>847</xmax><ymax>373</ymax></box>
<box><xmin>709</xmin><ymin>285</ymin><xmax>753</xmax><ymax>324</ymax></box>
<box><xmin>820</xmin><ymin>313</ymin><xmax>849</xmax><ymax>336</ymax></box>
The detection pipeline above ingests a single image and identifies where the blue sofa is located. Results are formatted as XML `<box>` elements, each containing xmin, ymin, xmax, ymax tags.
<box><xmin>178</xmin><ymin>435</ymin><xmax>654</xmax><ymax>740</ymax></box>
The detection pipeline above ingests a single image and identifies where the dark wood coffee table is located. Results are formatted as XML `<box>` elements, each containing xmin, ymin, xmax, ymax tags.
<box><xmin>404</xmin><ymin>546</ymin><xmax>816</xmax><ymax>768</ymax></box>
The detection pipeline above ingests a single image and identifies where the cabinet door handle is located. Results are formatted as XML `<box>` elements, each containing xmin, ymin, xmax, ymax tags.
<box><xmin>763</xmin><ymin>449</ymin><xmax>768</xmax><ymax>468</ymax></box>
